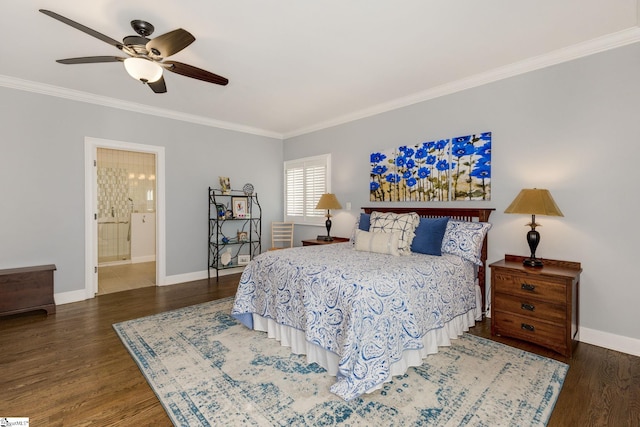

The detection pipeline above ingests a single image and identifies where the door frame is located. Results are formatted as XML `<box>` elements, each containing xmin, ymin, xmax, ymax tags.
<box><xmin>84</xmin><ymin>136</ymin><xmax>166</xmax><ymax>298</ymax></box>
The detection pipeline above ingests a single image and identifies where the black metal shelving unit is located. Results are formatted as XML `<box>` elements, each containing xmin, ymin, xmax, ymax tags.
<box><xmin>208</xmin><ymin>187</ymin><xmax>261</xmax><ymax>281</ymax></box>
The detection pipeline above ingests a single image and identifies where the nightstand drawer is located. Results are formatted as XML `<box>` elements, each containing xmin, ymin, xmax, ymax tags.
<box><xmin>493</xmin><ymin>293</ymin><xmax>566</xmax><ymax>323</ymax></box>
<box><xmin>493</xmin><ymin>311</ymin><xmax>566</xmax><ymax>353</ymax></box>
<box><xmin>493</xmin><ymin>272</ymin><xmax>567</xmax><ymax>303</ymax></box>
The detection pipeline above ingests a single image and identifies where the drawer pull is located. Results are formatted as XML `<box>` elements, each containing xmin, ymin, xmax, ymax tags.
<box><xmin>521</xmin><ymin>283</ymin><xmax>536</xmax><ymax>292</ymax></box>
<box><xmin>521</xmin><ymin>323</ymin><xmax>535</xmax><ymax>332</ymax></box>
<box><xmin>521</xmin><ymin>303</ymin><xmax>535</xmax><ymax>311</ymax></box>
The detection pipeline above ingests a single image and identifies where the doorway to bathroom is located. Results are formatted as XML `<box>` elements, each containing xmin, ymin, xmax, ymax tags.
<box><xmin>84</xmin><ymin>137</ymin><xmax>166</xmax><ymax>298</ymax></box>
<box><xmin>96</xmin><ymin>147</ymin><xmax>156</xmax><ymax>294</ymax></box>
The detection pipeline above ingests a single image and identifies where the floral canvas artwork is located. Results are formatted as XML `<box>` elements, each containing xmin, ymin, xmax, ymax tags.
<box><xmin>370</xmin><ymin>132</ymin><xmax>491</xmax><ymax>202</ymax></box>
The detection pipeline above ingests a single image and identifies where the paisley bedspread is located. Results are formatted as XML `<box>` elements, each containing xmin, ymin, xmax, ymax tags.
<box><xmin>231</xmin><ymin>242</ymin><xmax>477</xmax><ymax>400</ymax></box>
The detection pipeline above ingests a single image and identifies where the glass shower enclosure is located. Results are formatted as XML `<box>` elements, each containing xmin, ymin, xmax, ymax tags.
<box><xmin>97</xmin><ymin>148</ymin><xmax>156</xmax><ymax>265</ymax></box>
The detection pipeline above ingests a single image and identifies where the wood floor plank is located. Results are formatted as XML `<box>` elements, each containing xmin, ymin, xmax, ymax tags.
<box><xmin>1</xmin><ymin>273</ymin><xmax>638</xmax><ymax>426</ymax></box>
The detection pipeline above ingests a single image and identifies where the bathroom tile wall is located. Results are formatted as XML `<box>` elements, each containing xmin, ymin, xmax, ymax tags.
<box><xmin>97</xmin><ymin>148</ymin><xmax>156</xmax><ymax>218</ymax></box>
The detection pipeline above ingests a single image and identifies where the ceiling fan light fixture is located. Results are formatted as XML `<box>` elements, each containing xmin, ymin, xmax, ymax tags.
<box><xmin>123</xmin><ymin>57</ymin><xmax>163</xmax><ymax>83</ymax></box>
<box><xmin>40</xmin><ymin>10</ymin><xmax>229</xmax><ymax>93</ymax></box>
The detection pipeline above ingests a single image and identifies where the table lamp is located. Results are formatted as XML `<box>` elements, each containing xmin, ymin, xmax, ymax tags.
<box><xmin>504</xmin><ymin>188</ymin><xmax>563</xmax><ymax>267</ymax></box>
<box><xmin>315</xmin><ymin>193</ymin><xmax>342</xmax><ymax>241</ymax></box>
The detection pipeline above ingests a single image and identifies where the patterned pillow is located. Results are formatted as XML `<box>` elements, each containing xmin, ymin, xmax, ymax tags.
<box><xmin>369</xmin><ymin>211</ymin><xmax>420</xmax><ymax>255</ymax></box>
<box><xmin>354</xmin><ymin>229</ymin><xmax>400</xmax><ymax>256</ymax></box>
<box><xmin>441</xmin><ymin>220</ymin><xmax>492</xmax><ymax>265</ymax></box>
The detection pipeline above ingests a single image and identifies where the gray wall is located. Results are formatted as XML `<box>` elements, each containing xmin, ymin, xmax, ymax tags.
<box><xmin>2</xmin><ymin>41</ymin><xmax>638</xmax><ymax>351</ymax></box>
<box><xmin>0</xmin><ymin>88</ymin><xmax>282</xmax><ymax>293</ymax></box>
<box><xmin>284</xmin><ymin>42</ymin><xmax>640</xmax><ymax>344</ymax></box>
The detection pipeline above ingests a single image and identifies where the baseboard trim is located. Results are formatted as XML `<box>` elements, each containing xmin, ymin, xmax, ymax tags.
<box><xmin>161</xmin><ymin>270</ymin><xmax>207</xmax><ymax>286</ymax></box>
<box><xmin>132</xmin><ymin>255</ymin><xmax>156</xmax><ymax>264</ymax></box>
<box><xmin>162</xmin><ymin>268</ymin><xmax>245</xmax><ymax>286</ymax></box>
<box><xmin>54</xmin><ymin>289</ymin><xmax>90</xmax><ymax>306</ymax></box>
<box><xmin>579</xmin><ymin>327</ymin><xmax>640</xmax><ymax>357</ymax></box>
<box><xmin>53</xmin><ymin>268</ymin><xmax>246</xmax><ymax>305</ymax></box>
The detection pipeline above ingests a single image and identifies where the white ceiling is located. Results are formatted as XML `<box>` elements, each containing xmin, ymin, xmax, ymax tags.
<box><xmin>1</xmin><ymin>1</ymin><xmax>639</xmax><ymax>138</ymax></box>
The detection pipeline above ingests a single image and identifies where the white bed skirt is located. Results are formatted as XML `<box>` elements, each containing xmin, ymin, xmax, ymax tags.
<box><xmin>251</xmin><ymin>284</ymin><xmax>482</xmax><ymax>393</ymax></box>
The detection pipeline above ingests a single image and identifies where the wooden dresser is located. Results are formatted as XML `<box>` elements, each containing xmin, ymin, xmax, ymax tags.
<box><xmin>490</xmin><ymin>255</ymin><xmax>581</xmax><ymax>357</ymax></box>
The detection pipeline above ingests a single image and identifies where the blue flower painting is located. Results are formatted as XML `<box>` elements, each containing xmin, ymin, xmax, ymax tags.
<box><xmin>370</xmin><ymin>132</ymin><xmax>491</xmax><ymax>202</ymax></box>
<box><xmin>451</xmin><ymin>132</ymin><xmax>491</xmax><ymax>201</ymax></box>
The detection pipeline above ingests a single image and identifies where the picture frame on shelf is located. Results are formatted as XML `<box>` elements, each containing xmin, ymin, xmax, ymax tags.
<box><xmin>232</xmin><ymin>196</ymin><xmax>248</xmax><ymax>218</ymax></box>
<box><xmin>238</xmin><ymin>254</ymin><xmax>250</xmax><ymax>265</ymax></box>
<box><xmin>237</xmin><ymin>231</ymin><xmax>248</xmax><ymax>242</ymax></box>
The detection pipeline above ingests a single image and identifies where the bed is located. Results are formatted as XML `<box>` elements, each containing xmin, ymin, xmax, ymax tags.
<box><xmin>231</xmin><ymin>207</ymin><xmax>494</xmax><ymax>401</ymax></box>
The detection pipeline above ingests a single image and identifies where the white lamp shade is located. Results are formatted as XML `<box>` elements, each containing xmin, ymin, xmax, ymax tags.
<box><xmin>124</xmin><ymin>57</ymin><xmax>163</xmax><ymax>83</ymax></box>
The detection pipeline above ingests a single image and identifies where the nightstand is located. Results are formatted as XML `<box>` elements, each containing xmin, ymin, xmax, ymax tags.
<box><xmin>301</xmin><ymin>237</ymin><xmax>350</xmax><ymax>246</ymax></box>
<box><xmin>490</xmin><ymin>254</ymin><xmax>581</xmax><ymax>357</ymax></box>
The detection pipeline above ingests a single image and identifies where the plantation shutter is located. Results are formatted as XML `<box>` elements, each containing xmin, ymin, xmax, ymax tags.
<box><xmin>284</xmin><ymin>154</ymin><xmax>330</xmax><ymax>224</ymax></box>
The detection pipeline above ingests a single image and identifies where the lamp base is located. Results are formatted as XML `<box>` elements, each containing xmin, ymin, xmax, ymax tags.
<box><xmin>324</xmin><ymin>216</ymin><xmax>333</xmax><ymax>242</ymax></box>
<box><xmin>523</xmin><ymin>257</ymin><xmax>543</xmax><ymax>268</ymax></box>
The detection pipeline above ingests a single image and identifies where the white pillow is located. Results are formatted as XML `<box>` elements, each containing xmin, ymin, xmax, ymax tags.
<box><xmin>441</xmin><ymin>220</ymin><xmax>492</xmax><ymax>265</ymax></box>
<box><xmin>354</xmin><ymin>229</ymin><xmax>400</xmax><ymax>256</ymax></box>
<box><xmin>369</xmin><ymin>211</ymin><xmax>420</xmax><ymax>255</ymax></box>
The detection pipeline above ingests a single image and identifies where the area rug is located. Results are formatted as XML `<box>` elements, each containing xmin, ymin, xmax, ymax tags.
<box><xmin>113</xmin><ymin>297</ymin><xmax>568</xmax><ymax>426</ymax></box>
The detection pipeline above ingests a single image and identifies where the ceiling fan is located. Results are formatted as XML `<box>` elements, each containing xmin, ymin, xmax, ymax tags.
<box><xmin>39</xmin><ymin>9</ymin><xmax>229</xmax><ymax>93</ymax></box>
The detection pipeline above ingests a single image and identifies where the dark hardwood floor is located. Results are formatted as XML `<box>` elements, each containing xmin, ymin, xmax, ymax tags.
<box><xmin>1</xmin><ymin>274</ymin><xmax>638</xmax><ymax>426</ymax></box>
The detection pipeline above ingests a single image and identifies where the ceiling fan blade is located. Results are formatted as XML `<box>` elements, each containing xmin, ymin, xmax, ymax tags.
<box><xmin>146</xmin><ymin>29</ymin><xmax>195</xmax><ymax>58</ymax></box>
<box><xmin>56</xmin><ymin>56</ymin><xmax>125</xmax><ymax>65</ymax></box>
<box><xmin>148</xmin><ymin>76</ymin><xmax>167</xmax><ymax>93</ymax></box>
<box><xmin>163</xmin><ymin>61</ymin><xmax>229</xmax><ymax>86</ymax></box>
<box><xmin>39</xmin><ymin>9</ymin><xmax>123</xmax><ymax>50</ymax></box>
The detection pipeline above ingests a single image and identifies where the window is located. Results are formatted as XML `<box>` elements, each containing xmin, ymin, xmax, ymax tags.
<box><xmin>284</xmin><ymin>154</ymin><xmax>331</xmax><ymax>224</ymax></box>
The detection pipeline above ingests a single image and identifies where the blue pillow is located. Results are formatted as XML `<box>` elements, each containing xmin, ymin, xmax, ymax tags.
<box><xmin>358</xmin><ymin>213</ymin><xmax>371</xmax><ymax>231</ymax></box>
<box><xmin>410</xmin><ymin>217</ymin><xmax>449</xmax><ymax>255</ymax></box>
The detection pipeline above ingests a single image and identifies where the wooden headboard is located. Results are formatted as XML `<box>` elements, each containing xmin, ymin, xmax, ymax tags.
<box><xmin>362</xmin><ymin>207</ymin><xmax>495</xmax><ymax>314</ymax></box>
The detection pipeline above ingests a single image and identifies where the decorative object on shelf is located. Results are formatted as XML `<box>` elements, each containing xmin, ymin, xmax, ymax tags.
<box><xmin>242</xmin><ymin>183</ymin><xmax>254</xmax><ymax>196</ymax></box>
<box><xmin>221</xmin><ymin>250</ymin><xmax>232</xmax><ymax>266</ymax></box>
<box><xmin>238</xmin><ymin>254</ymin><xmax>251</xmax><ymax>265</ymax></box>
<box><xmin>215</xmin><ymin>204</ymin><xmax>226</xmax><ymax>218</ymax></box>
<box><xmin>219</xmin><ymin>176</ymin><xmax>231</xmax><ymax>195</ymax></box>
<box><xmin>315</xmin><ymin>193</ymin><xmax>342</xmax><ymax>241</ymax></box>
<box><xmin>504</xmin><ymin>188</ymin><xmax>564</xmax><ymax>267</ymax></box>
<box><xmin>224</xmin><ymin>210</ymin><xmax>233</xmax><ymax>219</ymax></box>
<box><xmin>232</xmin><ymin>196</ymin><xmax>248</xmax><ymax>218</ymax></box>
<box><xmin>221</xmin><ymin>236</ymin><xmax>230</xmax><ymax>244</ymax></box>
<box><xmin>237</xmin><ymin>231</ymin><xmax>248</xmax><ymax>242</ymax></box>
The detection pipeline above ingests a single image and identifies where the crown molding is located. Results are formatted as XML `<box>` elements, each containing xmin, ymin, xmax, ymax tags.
<box><xmin>0</xmin><ymin>75</ymin><xmax>283</xmax><ymax>140</ymax></box>
<box><xmin>284</xmin><ymin>27</ymin><xmax>640</xmax><ymax>139</ymax></box>
<box><xmin>3</xmin><ymin>27</ymin><xmax>640</xmax><ymax>141</ymax></box>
